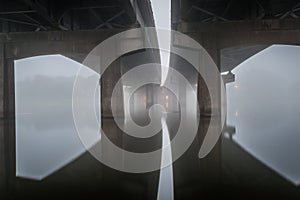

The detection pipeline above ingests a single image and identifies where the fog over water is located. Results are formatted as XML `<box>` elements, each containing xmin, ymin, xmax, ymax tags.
<box><xmin>15</xmin><ymin>55</ymin><xmax>100</xmax><ymax>180</ymax></box>
<box><xmin>226</xmin><ymin>45</ymin><xmax>300</xmax><ymax>185</ymax></box>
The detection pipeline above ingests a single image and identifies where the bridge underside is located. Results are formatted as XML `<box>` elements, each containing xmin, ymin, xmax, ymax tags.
<box><xmin>1</xmin><ymin>0</ymin><xmax>300</xmax><ymax>199</ymax></box>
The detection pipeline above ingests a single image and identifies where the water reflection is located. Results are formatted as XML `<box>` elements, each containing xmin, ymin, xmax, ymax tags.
<box><xmin>226</xmin><ymin>45</ymin><xmax>300</xmax><ymax>185</ymax></box>
<box><xmin>157</xmin><ymin>117</ymin><xmax>174</xmax><ymax>200</ymax></box>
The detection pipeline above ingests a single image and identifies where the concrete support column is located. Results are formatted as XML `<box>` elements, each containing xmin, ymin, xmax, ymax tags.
<box><xmin>0</xmin><ymin>41</ymin><xmax>5</xmax><ymax>199</ymax></box>
<box><xmin>101</xmin><ymin>60</ymin><xmax>124</xmax><ymax>118</ymax></box>
<box><xmin>176</xmin><ymin>30</ymin><xmax>222</xmax><ymax>184</ymax></box>
<box><xmin>0</xmin><ymin>43</ymin><xmax>3</xmax><ymax>119</ymax></box>
<box><xmin>4</xmin><ymin>58</ymin><xmax>16</xmax><ymax>198</ymax></box>
<box><xmin>199</xmin><ymin>33</ymin><xmax>222</xmax><ymax>184</ymax></box>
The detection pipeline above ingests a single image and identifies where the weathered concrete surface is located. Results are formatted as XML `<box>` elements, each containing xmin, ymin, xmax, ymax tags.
<box><xmin>0</xmin><ymin>119</ymin><xmax>4</xmax><ymax>200</ymax></box>
<box><xmin>0</xmin><ymin>42</ymin><xmax>5</xmax><ymax>199</ymax></box>
<box><xmin>0</xmin><ymin>46</ymin><xmax>3</xmax><ymax>112</ymax></box>
<box><xmin>178</xmin><ymin>19</ymin><xmax>300</xmax><ymax>49</ymax></box>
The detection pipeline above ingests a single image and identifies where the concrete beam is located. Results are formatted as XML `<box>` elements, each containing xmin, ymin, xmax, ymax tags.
<box><xmin>191</xmin><ymin>6</ymin><xmax>228</xmax><ymax>22</ymax></box>
<box><xmin>90</xmin><ymin>8</ymin><xmax>113</xmax><ymax>29</ymax></box>
<box><xmin>177</xmin><ymin>19</ymin><xmax>300</xmax><ymax>50</ymax></box>
<box><xmin>177</xmin><ymin>19</ymin><xmax>300</xmax><ymax>33</ymax></box>
<box><xmin>95</xmin><ymin>10</ymin><xmax>125</xmax><ymax>30</ymax></box>
<box><xmin>20</xmin><ymin>0</ymin><xmax>59</xmax><ymax>29</ymax></box>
